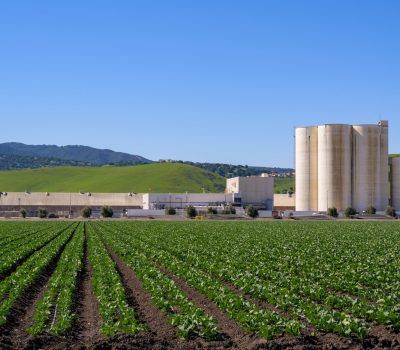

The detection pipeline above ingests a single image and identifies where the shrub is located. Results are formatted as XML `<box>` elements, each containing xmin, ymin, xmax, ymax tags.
<box><xmin>101</xmin><ymin>206</ymin><xmax>114</xmax><ymax>218</ymax></box>
<box><xmin>246</xmin><ymin>205</ymin><xmax>259</xmax><ymax>218</ymax></box>
<box><xmin>365</xmin><ymin>206</ymin><xmax>376</xmax><ymax>215</ymax></box>
<box><xmin>223</xmin><ymin>205</ymin><xmax>236</xmax><ymax>214</ymax></box>
<box><xmin>344</xmin><ymin>207</ymin><xmax>357</xmax><ymax>218</ymax></box>
<box><xmin>81</xmin><ymin>207</ymin><xmax>92</xmax><ymax>218</ymax></box>
<box><xmin>20</xmin><ymin>208</ymin><xmax>27</xmax><ymax>218</ymax></box>
<box><xmin>207</xmin><ymin>207</ymin><xmax>218</xmax><ymax>214</ymax></box>
<box><xmin>386</xmin><ymin>206</ymin><xmax>396</xmax><ymax>217</ymax></box>
<box><xmin>165</xmin><ymin>207</ymin><xmax>176</xmax><ymax>215</ymax></box>
<box><xmin>327</xmin><ymin>207</ymin><xmax>338</xmax><ymax>218</ymax></box>
<box><xmin>48</xmin><ymin>213</ymin><xmax>59</xmax><ymax>219</ymax></box>
<box><xmin>186</xmin><ymin>205</ymin><xmax>197</xmax><ymax>218</ymax></box>
<box><xmin>38</xmin><ymin>208</ymin><xmax>48</xmax><ymax>219</ymax></box>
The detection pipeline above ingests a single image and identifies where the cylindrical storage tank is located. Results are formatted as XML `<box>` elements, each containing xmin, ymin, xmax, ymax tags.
<box><xmin>318</xmin><ymin>124</ymin><xmax>352</xmax><ymax>211</ymax></box>
<box><xmin>391</xmin><ymin>157</ymin><xmax>400</xmax><ymax>211</ymax></box>
<box><xmin>295</xmin><ymin>127</ymin><xmax>318</xmax><ymax>211</ymax></box>
<box><xmin>352</xmin><ymin>125</ymin><xmax>386</xmax><ymax>212</ymax></box>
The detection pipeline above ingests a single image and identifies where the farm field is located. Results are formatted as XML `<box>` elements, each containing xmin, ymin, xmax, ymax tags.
<box><xmin>0</xmin><ymin>221</ymin><xmax>400</xmax><ymax>349</ymax></box>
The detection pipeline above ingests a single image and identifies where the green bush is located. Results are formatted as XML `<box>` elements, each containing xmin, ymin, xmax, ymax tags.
<box><xmin>327</xmin><ymin>207</ymin><xmax>338</xmax><ymax>218</ymax></box>
<box><xmin>365</xmin><ymin>206</ymin><xmax>376</xmax><ymax>215</ymax></box>
<box><xmin>101</xmin><ymin>206</ymin><xmax>114</xmax><ymax>218</ymax></box>
<box><xmin>81</xmin><ymin>207</ymin><xmax>92</xmax><ymax>218</ymax></box>
<box><xmin>386</xmin><ymin>206</ymin><xmax>396</xmax><ymax>217</ymax></box>
<box><xmin>20</xmin><ymin>208</ymin><xmax>27</xmax><ymax>218</ymax></box>
<box><xmin>207</xmin><ymin>207</ymin><xmax>218</xmax><ymax>214</ymax></box>
<box><xmin>186</xmin><ymin>205</ymin><xmax>197</xmax><ymax>218</ymax></box>
<box><xmin>344</xmin><ymin>207</ymin><xmax>357</xmax><ymax>218</ymax></box>
<box><xmin>246</xmin><ymin>205</ymin><xmax>258</xmax><ymax>218</ymax></box>
<box><xmin>223</xmin><ymin>205</ymin><xmax>236</xmax><ymax>214</ymax></box>
<box><xmin>38</xmin><ymin>208</ymin><xmax>48</xmax><ymax>219</ymax></box>
<box><xmin>165</xmin><ymin>207</ymin><xmax>176</xmax><ymax>215</ymax></box>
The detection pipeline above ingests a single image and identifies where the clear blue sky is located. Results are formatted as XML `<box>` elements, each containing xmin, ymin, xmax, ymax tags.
<box><xmin>0</xmin><ymin>1</ymin><xmax>399</xmax><ymax>168</ymax></box>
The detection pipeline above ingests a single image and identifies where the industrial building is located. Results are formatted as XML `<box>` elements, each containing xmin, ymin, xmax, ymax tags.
<box><xmin>295</xmin><ymin>120</ymin><xmax>392</xmax><ymax>212</ymax></box>
<box><xmin>0</xmin><ymin>174</ymin><xmax>275</xmax><ymax>217</ymax></box>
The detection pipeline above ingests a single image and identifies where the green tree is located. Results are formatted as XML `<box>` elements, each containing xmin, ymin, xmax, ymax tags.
<box><xmin>38</xmin><ymin>208</ymin><xmax>48</xmax><ymax>219</ymax></box>
<box><xmin>344</xmin><ymin>207</ymin><xmax>357</xmax><ymax>218</ymax></box>
<box><xmin>165</xmin><ymin>207</ymin><xmax>176</xmax><ymax>215</ymax></box>
<box><xmin>223</xmin><ymin>205</ymin><xmax>236</xmax><ymax>214</ymax></box>
<box><xmin>327</xmin><ymin>207</ymin><xmax>338</xmax><ymax>218</ymax></box>
<box><xmin>385</xmin><ymin>206</ymin><xmax>396</xmax><ymax>217</ymax></box>
<box><xmin>20</xmin><ymin>208</ymin><xmax>27</xmax><ymax>218</ymax></box>
<box><xmin>186</xmin><ymin>205</ymin><xmax>197</xmax><ymax>218</ymax></box>
<box><xmin>101</xmin><ymin>206</ymin><xmax>114</xmax><ymax>218</ymax></box>
<box><xmin>246</xmin><ymin>205</ymin><xmax>259</xmax><ymax>218</ymax></box>
<box><xmin>365</xmin><ymin>206</ymin><xmax>376</xmax><ymax>215</ymax></box>
<box><xmin>81</xmin><ymin>207</ymin><xmax>92</xmax><ymax>218</ymax></box>
<box><xmin>207</xmin><ymin>207</ymin><xmax>218</xmax><ymax>214</ymax></box>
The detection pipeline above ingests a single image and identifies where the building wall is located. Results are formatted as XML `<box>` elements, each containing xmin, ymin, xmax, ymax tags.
<box><xmin>226</xmin><ymin>176</ymin><xmax>274</xmax><ymax>209</ymax></box>
<box><xmin>0</xmin><ymin>192</ymin><xmax>143</xmax><ymax>208</ymax></box>
<box><xmin>273</xmin><ymin>193</ymin><xmax>296</xmax><ymax>210</ymax></box>
<box><xmin>143</xmin><ymin>193</ymin><xmax>234</xmax><ymax>210</ymax></box>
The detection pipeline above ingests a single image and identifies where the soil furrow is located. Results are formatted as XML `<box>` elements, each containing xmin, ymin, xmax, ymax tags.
<box><xmin>74</xmin><ymin>233</ymin><xmax>102</xmax><ymax>343</ymax></box>
<box><xmin>157</xmin><ymin>265</ymin><xmax>267</xmax><ymax>350</ymax></box>
<box><xmin>108</xmin><ymin>249</ymin><xmax>181</xmax><ymax>345</ymax></box>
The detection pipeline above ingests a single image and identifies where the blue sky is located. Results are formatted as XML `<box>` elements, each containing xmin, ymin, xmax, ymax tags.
<box><xmin>0</xmin><ymin>1</ymin><xmax>399</xmax><ymax>167</ymax></box>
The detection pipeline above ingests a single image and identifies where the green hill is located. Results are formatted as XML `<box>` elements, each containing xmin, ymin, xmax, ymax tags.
<box><xmin>0</xmin><ymin>163</ymin><xmax>226</xmax><ymax>193</ymax></box>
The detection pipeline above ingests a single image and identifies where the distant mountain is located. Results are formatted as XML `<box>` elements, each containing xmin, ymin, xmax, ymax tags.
<box><xmin>0</xmin><ymin>154</ymin><xmax>92</xmax><ymax>170</ymax></box>
<box><xmin>0</xmin><ymin>142</ymin><xmax>152</xmax><ymax>166</ymax></box>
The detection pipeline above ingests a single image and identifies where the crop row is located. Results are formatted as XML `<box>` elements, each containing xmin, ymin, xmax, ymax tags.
<box><xmin>99</xmin><ymin>223</ymin><xmax>303</xmax><ymax>340</ymax></box>
<box><xmin>86</xmin><ymin>224</ymin><xmax>145</xmax><ymax>337</ymax></box>
<box><xmin>0</xmin><ymin>223</ymin><xmax>77</xmax><ymax>326</ymax></box>
<box><xmin>100</xmin><ymin>221</ymin><xmax>400</xmax><ymax>337</ymax></box>
<box><xmin>96</xmin><ymin>223</ymin><xmax>219</xmax><ymax>340</ymax></box>
<box><xmin>29</xmin><ymin>223</ymin><xmax>85</xmax><ymax>335</ymax></box>
<box><xmin>0</xmin><ymin>223</ymin><xmax>72</xmax><ymax>278</ymax></box>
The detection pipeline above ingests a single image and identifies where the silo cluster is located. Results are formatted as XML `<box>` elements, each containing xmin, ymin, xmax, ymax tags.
<box><xmin>295</xmin><ymin>120</ymin><xmax>389</xmax><ymax>212</ymax></box>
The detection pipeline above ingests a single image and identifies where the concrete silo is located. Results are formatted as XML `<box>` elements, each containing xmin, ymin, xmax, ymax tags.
<box><xmin>317</xmin><ymin>124</ymin><xmax>353</xmax><ymax>212</ymax></box>
<box><xmin>390</xmin><ymin>157</ymin><xmax>400</xmax><ymax>211</ymax></box>
<box><xmin>295</xmin><ymin>127</ymin><xmax>318</xmax><ymax>211</ymax></box>
<box><xmin>352</xmin><ymin>122</ymin><xmax>388</xmax><ymax>212</ymax></box>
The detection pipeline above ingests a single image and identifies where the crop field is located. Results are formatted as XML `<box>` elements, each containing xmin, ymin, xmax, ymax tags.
<box><xmin>0</xmin><ymin>221</ymin><xmax>399</xmax><ymax>349</ymax></box>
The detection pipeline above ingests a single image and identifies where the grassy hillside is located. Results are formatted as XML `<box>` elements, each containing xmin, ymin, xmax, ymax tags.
<box><xmin>0</xmin><ymin>163</ymin><xmax>226</xmax><ymax>193</ymax></box>
<box><xmin>274</xmin><ymin>177</ymin><xmax>295</xmax><ymax>193</ymax></box>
